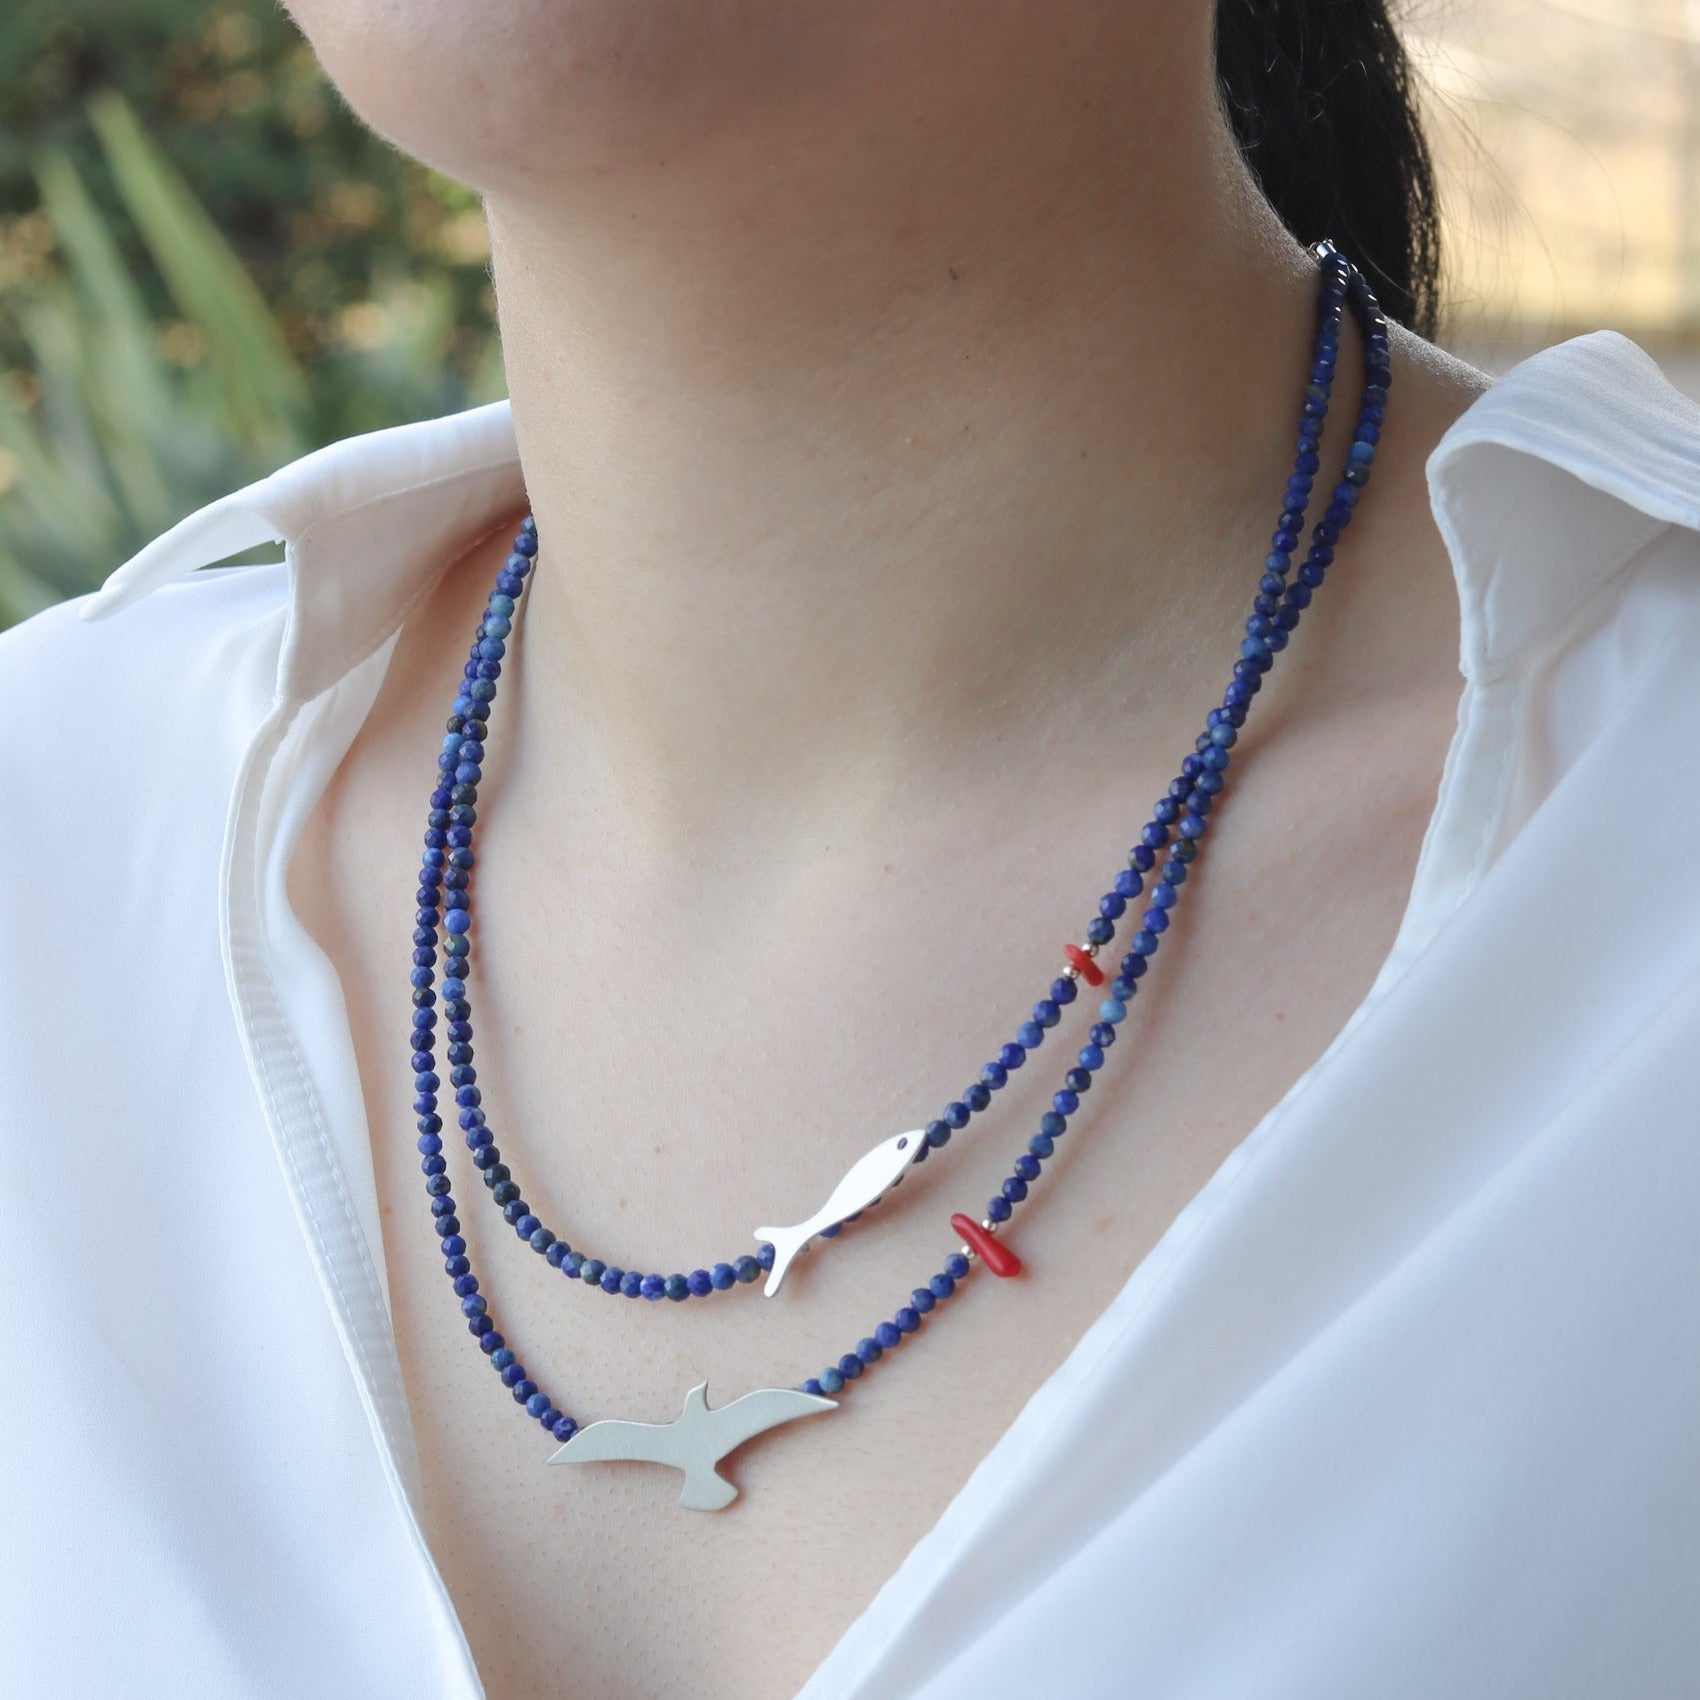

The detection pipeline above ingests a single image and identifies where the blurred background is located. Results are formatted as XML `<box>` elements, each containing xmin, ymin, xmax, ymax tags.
<box><xmin>1</xmin><ymin>0</ymin><xmax>1697</xmax><ymax>626</ymax></box>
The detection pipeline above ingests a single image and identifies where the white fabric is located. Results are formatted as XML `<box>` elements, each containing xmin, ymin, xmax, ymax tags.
<box><xmin>6</xmin><ymin>330</ymin><xmax>1700</xmax><ymax>1698</ymax></box>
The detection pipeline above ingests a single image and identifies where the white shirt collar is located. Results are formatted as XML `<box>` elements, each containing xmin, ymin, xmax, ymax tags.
<box><xmin>77</xmin><ymin>330</ymin><xmax>1700</xmax><ymax>696</ymax></box>
<box><xmin>1428</xmin><ymin>330</ymin><xmax>1700</xmax><ymax>675</ymax></box>
<box><xmin>78</xmin><ymin>399</ymin><xmax>526</xmax><ymax>703</ymax></box>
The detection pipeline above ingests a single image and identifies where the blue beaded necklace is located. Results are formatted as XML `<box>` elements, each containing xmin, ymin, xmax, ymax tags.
<box><xmin>411</xmin><ymin>241</ymin><xmax>1391</xmax><ymax>1509</ymax></box>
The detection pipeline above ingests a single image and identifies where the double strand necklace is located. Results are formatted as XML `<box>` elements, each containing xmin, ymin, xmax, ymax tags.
<box><xmin>410</xmin><ymin>241</ymin><xmax>1391</xmax><ymax>1510</ymax></box>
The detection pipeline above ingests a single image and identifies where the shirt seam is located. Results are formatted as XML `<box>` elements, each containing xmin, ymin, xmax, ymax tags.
<box><xmin>223</xmin><ymin>696</ymin><xmax>410</xmax><ymax>1436</ymax></box>
<box><xmin>222</xmin><ymin>601</ymin><xmax>486</xmax><ymax>1686</ymax></box>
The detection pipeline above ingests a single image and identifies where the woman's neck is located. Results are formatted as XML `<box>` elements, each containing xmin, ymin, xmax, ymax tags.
<box><xmin>482</xmin><ymin>14</ymin><xmax>1347</xmax><ymax>855</ymax></box>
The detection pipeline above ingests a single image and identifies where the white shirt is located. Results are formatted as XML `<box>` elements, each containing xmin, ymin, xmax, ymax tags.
<box><xmin>6</xmin><ymin>329</ymin><xmax>1700</xmax><ymax>1699</ymax></box>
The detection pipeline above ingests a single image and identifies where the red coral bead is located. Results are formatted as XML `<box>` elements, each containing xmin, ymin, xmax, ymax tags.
<box><xmin>951</xmin><ymin>1213</ymin><xmax>1022</xmax><ymax>1277</ymax></box>
<box><xmin>1062</xmin><ymin>943</ymin><xmax>1105</xmax><ymax>987</ymax></box>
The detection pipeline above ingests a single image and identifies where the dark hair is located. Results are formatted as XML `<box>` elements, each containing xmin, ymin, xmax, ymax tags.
<box><xmin>1215</xmin><ymin>0</ymin><xmax>1441</xmax><ymax>337</ymax></box>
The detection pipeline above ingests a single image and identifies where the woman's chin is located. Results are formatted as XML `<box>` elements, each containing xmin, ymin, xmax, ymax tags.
<box><xmin>279</xmin><ymin>0</ymin><xmax>880</xmax><ymax>194</ymax></box>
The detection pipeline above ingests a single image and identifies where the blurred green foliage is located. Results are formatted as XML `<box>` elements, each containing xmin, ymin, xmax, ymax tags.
<box><xmin>0</xmin><ymin>0</ymin><xmax>505</xmax><ymax>624</ymax></box>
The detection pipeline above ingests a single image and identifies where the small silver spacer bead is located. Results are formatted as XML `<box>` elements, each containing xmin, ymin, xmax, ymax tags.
<box><xmin>980</xmin><ymin>1218</ymin><xmax>998</xmax><ymax>1234</ymax></box>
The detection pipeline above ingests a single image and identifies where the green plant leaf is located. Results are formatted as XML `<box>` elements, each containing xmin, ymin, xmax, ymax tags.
<box><xmin>87</xmin><ymin>90</ymin><xmax>307</xmax><ymax>450</ymax></box>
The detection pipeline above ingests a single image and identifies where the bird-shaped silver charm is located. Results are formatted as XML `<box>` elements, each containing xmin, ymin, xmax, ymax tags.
<box><xmin>547</xmin><ymin>1381</ymin><xmax>837</xmax><ymax>1510</ymax></box>
<box><xmin>755</xmin><ymin>1126</ymin><xmax>929</xmax><ymax>1296</ymax></box>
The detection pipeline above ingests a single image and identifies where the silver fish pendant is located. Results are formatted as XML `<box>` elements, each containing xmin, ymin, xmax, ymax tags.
<box><xmin>754</xmin><ymin>1126</ymin><xmax>928</xmax><ymax>1296</ymax></box>
<box><xmin>548</xmin><ymin>1381</ymin><xmax>836</xmax><ymax>1510</ymax></box>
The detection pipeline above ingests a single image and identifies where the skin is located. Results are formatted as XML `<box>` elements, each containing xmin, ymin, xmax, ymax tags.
<box><xmin>283</xmin><ymin>4</ymin><xmax>1491</xmax><ymax>1695</ymax></box>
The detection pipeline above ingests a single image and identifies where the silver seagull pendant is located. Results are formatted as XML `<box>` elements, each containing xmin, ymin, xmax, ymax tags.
<box><xmin>547</xmin><ymin>1381</ymin><xmax>837</xmax><ymax>1511</ymax></box>
<box><xmin>754</xmin><ymin>1127</ymin><xmax>928</xmax><ymax>1296</ymax></box>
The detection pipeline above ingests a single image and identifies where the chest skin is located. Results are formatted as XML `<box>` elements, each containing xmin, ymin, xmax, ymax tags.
<box><xmin>287</xmin><ymin>405</ymin><xmax>1470</xmax><ymax>1698</ymax></box>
